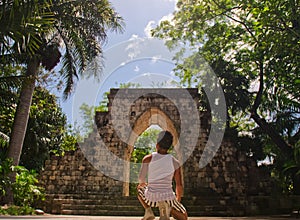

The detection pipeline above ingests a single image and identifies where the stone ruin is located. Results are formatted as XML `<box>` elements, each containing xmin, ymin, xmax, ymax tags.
<box><xmin>39</xmin><ymin>88</ymin><xmax>296</xmax><ymax>216</ymax></box>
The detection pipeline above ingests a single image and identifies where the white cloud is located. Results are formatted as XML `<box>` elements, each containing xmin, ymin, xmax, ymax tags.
<box><xmin>144</xmin><ymin>20</ymin><xmax>156</xmax><ymax>38</ymax></box>
<box><xmin>151</xmin><ymin>56</ymin><xmax>161</xmax><ymax>63</ymax></box>
<box><xmin>129</xmin><ymin>34</ymin><xmax>139</xmax><ymax>40</ymax></box>
<box><xmin>143</xmin><ymin>14</ymin><xmax>175</xmax><ymax>39</ymax></box>
<box><xmin>143</xmin><ymin>72</ymin><xmax>151</xmax><ymax>76</ymax></box>
<box><xmin>126</xmin><ymin>35</ymin><xmax>143</xmax><ymax>59</ymax></box>
<box><xmin>158</xmin><ymin>13</ymin><xmax>174</xmax><ymax>25</ymax></box>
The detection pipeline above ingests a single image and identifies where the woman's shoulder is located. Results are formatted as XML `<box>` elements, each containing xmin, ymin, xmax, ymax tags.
<box><xmin>142</xmin><ymin>153</ymin><xmax>153</xmax><ymax>163</ymax></box>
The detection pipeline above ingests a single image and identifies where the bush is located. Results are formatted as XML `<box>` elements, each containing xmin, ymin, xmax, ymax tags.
<box><xmin>0</xmin><ymin>205</ymin><xmax>35</xmax><ymax>215</ymax></box>
<box><xmin>0</xmin><ymin>158</ymin><xmax>12</xmax><ymax>198</ymax></box>
<box><xmin>0</xmin><ymin>158</ymin><xmax>45</xmax><ymax>214</ymax></box>
<box><xmin>12</xmin><ymin>166</ymin><xmax>45</xmax><ymax>207</ymax></box>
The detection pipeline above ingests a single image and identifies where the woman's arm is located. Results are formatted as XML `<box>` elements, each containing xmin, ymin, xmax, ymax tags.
<box><xmin>138</xmin><ymin>154</ymin><xmax>152</xmax><ymax>188</ymax></box>
<box><xmin>173</xmin><ymin>158</ymin><xmax>183</xmax><ymax>202</ymax></box>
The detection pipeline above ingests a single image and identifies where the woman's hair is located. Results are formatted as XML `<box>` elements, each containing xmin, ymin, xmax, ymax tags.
<box><xmin>157</xmin><ymin>131</ymin><xmax>173</xmax><ymax>149</ymax></box>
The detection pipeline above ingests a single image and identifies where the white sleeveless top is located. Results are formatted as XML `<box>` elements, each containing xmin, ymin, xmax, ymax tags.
<box><xmin>145</xmin><ymin>152</ymin><xmax>176</xmax><ymax>202</ymax></box>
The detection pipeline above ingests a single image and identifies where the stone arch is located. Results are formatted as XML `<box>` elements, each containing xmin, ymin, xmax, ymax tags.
<box><xmin>39</xmin><ymin>88</ymin><xmax>276</xmax><ymax>216</ymax></box>
<box><xmin>123</xmin><ymin>107</ymin><xmax>181</xmax><ymax>196</ymax></box>
<box><xmin>127</xmin><ymin>107</ymin><xmax>179</xmax><ymax>148</ymax></box>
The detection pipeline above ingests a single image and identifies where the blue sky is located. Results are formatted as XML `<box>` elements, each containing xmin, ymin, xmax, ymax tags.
<box><xmin>60</xmin><ymin>1</ymin><xmax>227</xmax><ymax>166</ymax></box>
<box><xmin>62</xmin><ymin>0</ymin><xmax>182</xmax><ymax>125</ymax></box>
<box><xmin>106</xmin><ymin>0</ymin><xmax>177</xmax><ymax>45</ymax></box>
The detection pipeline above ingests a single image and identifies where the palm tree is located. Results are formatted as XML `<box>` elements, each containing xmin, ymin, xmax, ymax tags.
<box><xmin>1</xmin><ymin>0</ymin><xmax>123</xmax><ymax>203</ymax></box>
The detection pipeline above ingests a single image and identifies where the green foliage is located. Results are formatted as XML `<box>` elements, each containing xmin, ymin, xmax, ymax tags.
<box><xmin>283</xmin><ymin>142</ymin><xmax>300</xmax><ymax>176</ymax></box>
<box><xmin>12</xmin><ymin>166</ymin><xmax>45</xmax><ymax>207</ymax></box>
<box><xmin>47</xmin><ymin>0</ymin><xmax>124</xmax><ymax>99</ymax></box>
<box><xmin>0</xmin><ymin>66</ymin><xmax>24</xmax><ymax>138</ymax></box>
<box><xmin>0</xmin><ymin>0</ymin><xmax>55</xmax><ymax>58</ymax></box>
<box><xmin>0</xmin><ymin>131</ymin><xmax>9</xmax><ymax>162</ymax></box>
<box><xmin>0</xmin><ymin>0</ymin><xmax>124</xmax><ymax>203</ymax></box>
<box><xmin>134</xmin><ymin>128</ymin><xmax>161</xmax><ymax>151</ymax></box>
<box><xmin>129</xmin><ymin>127</ymin><xmax>161</xmax><ymax>195</ymax></box>
<box><xmin>0</xmin><ymin>158</ymin><xmax>12</xmax><ymax>197</ymax></box>
<box><xmin>0</xmin><ymin>159</ymin><xmax>45</xmax><ymax>208</ymax></box>
<box><xmin>0</xmin><ymin>205</ymin><xmax>35</xmax><ymax>215</ymax></box>
<box><xmin>0</xmin><ymin>80</ymin><xmax>78</xmax><ymax>171</ymax></box>
<box><xmin>153</xmin><ymin>0</ymin><xmax>300</xmax><ymax>132</ymax></box>
<box><xmin>154</xmin><ymin>0</ymin><xmax>300</xmax><ymax>115</ymax></box>
<box><xmin>79</xmin><ymin>103</ymin><xmax>95</xmax><ymax>136</ymax></box>
<box><xmin>119</xmin><ymin>82</ymin><xmax>141</xmax><ymax>89</ymax></box>
<box><xmin>152</xmin><ymin>0</ymin><xmax>300</xmax><ymax>193</ymax></box>
<box><xmin>95</xmin><ymin>92</ymin><xmax>110</xmax><ymax>113</ymax></box>
<box><xmin>279</xmin><ymin>141</ymin><xmax>300</xmax><ymax>194</ymax></box>
<box><xmin>0</xmin><ymin>67</ymin><xmax>24</xmax><ymax>107</ymax></box>
<box><xmin>1</xmin><ymin>0</ymin><xmax>124</xmax><ymax>98</ymax></box>
<box><xmin>56</xmin><ymin>125</ymin><xmax>79</xmax><ymax>155</ymax></box>
<box><xmin>20</xmin><ymin>87</ymin><xmax>71</xmax><ymax>171</ymax></box>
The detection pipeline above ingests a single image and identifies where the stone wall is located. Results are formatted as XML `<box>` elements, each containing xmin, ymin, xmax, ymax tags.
<box><xmin>39</xmin><ymin>88</ymin><xmax>275</xmax><ymax>215</ymax></box>
<box><xmin>39</xmin><ymin>145</ymin><xmax>122</xmax><ymax>196</ymax></box>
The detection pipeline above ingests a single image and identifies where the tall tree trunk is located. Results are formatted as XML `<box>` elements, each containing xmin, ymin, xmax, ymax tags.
<box><xmin>4</xmin><ymin>57</ymin><xmax>39</xmax><ymax>204</ymax></box>
<box><xmin>8</xmin><ymin>57</ymin><xmax>39</xmax><ymax>165</ymax></box>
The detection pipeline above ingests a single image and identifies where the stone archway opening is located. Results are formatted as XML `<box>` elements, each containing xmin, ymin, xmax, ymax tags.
<box><xmin>123</xmin><ymin>107</ymin><xmax>183</xmax><ymax>196</ymax></box>
<box><xmin>128</xmin><ymin>125</ymin><xmax>162</xmax><ymax>196</ymax></box>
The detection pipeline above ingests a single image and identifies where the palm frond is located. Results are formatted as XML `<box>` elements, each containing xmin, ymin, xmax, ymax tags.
<box><xmin>0</xmin><ymin>75</ymin><xmax>25</xmax><ymax>104</ymax></box>
<box><xmin>52</xmin><ymin>0</ymin><xmax>124</xmax><ymax>99</ymax></box>
<box><xmin>0</xmin><ymin>0</ymin><xmax>55</xmax><ymax>58</ymax></box>
<box><xmin>59</xmin><ymin>46</ymin><xmax>77</xmax><ymax>100</ymax></box>
<box><xmin>0</xmin><ymin>75</ymin><xmax>24</xmax><ymax>90</ymax></box>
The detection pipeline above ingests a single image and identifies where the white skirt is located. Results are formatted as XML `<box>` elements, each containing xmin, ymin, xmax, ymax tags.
<box><xmin>138</xmin><ymin>185</ymin><xmax>186</xmax><ymax>213</ymax></box>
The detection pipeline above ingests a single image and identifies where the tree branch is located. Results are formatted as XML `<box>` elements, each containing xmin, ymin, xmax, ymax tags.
<box><xmin>251</xmin><ymin>59</ymin><xmax>264</xmax><ymax>113</ymax></box>
<box><xmin>250</xmin><ymin>59</ymin><xmax>292</xmax><ymax>155</ymax></box>
<box><xmin>250</xmin><ymin>112</ymin><xmax>292</xmax><ymax>155</ymax></box>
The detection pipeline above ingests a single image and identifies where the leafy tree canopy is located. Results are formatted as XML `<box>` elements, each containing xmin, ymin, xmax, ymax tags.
<box><xmin>152</xmin><ymin>0</ymin><xmax>300</xmax><ymax>193</ymax></box>
<box><xmin>153</xmin><ymin>0</ymin><xmax>299</xmax><ymax>154</ymax></box>
<box><xmin>0</xmin><ymin>84</ymin><xmax>77</xmax><ymax>171</ymax></box>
